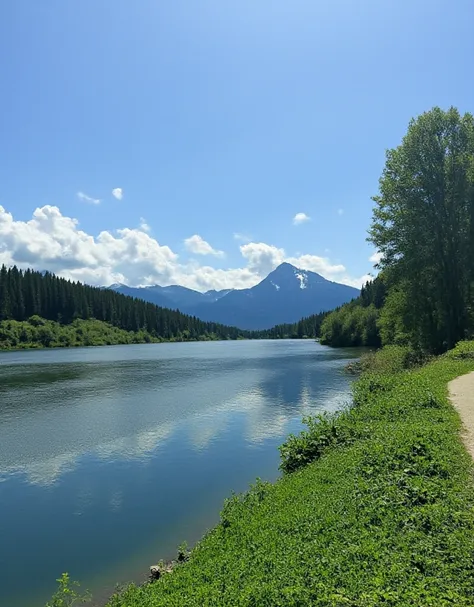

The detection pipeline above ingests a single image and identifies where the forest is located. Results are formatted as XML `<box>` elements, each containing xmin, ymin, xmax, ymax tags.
<box><xmin>321</xmin><ymin>107</ymin><xmax>474</xmax><ymax>353</ymax></box>
<box><xmin>260</xmin><ymin>311</ymin><xmax>328</xmax><ymax>340</ymax></box>
<box><xmin>0</xmin><ymin>266</ymin><xmax>255</xmax><ymax>348</ymax></box>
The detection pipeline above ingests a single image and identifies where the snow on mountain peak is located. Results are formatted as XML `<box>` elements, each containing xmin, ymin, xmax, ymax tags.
<box><xmin>294</xmin><ymin>270</ymin><xmax>308</xmax><ymax>289</ymax></box>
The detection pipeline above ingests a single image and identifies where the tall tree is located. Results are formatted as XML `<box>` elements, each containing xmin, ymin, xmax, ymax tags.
<box><xmin>369</xmin><ymin>107</ymin><xmax>474</xmax><ymax>352</ymax></box>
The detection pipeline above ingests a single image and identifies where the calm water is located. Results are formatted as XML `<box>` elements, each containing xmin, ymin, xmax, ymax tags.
<box><xmin>0</xmin><ymin>340</ymin><xmax>361</xmax><ymax>607</ymax></box>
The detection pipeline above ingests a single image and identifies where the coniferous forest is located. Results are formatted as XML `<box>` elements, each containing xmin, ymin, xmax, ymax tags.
<box><xmin>0</xmin><ymin>266</ymin><xmax>255</xmax><ymax>348</ymax></box>
<box><xmin>260</xmin><ymin>311</ymin><xmax>328</xmax><ymax>340</ymax></box>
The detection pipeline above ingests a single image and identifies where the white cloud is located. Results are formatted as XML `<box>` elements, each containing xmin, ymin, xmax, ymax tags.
<box><xmin>240</xmin><ymin>242</ymin><xmax>285</xmax><ymax>276</ymax></box>
<box><xmin>292</xmin><ymin>212</ymin><xmax>311</xmax><ymax>225</ymax></box>
<box><xmin>337</xmin><ymin>208</ymin><xmax>344</xmax><ymax>216</ymax></box>
<box><xmin>0</xmin><ymin>204</ymin><xmax>369</xmax><ymax>291</ymax></box>
<box><xmin>77</xmin><ymin>191</ymin><xmax>101</xmax><ymax>205</ymax></box>
<box><xmin>342</xmin><ymin>273</ymin><xmax>373</xmax><ymax>288</ymax></box>
<box><xmin>370</xmin><ymin>251</ymin><xmax>382</xmax><ymax>264</ymax></box>
<box><xmin>286</xmin><ymin>254</ymin><xmax>345</xmax><ymax>276</ymax></box>
<box><xmin>184</xmin><ymin>234</ymin><xmax>224</xmax><ymax>257</ymax></box>
<box><xmin>233</xmin><ymin>232</ymin><xmax>252</xmax><ymax>243</ymax></box>
<box><xmin>139</xmin><ymin>217</ymin><xmax>151</xmax><ymax>233</ymax></box>
<box><xmin>112</xmin><ymin>188</ymin><xmax>123</xmax><ymax>200</ymax></box>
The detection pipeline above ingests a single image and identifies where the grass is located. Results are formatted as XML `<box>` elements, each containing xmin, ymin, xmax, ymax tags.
<box><xmin>46</xmin><ymin>341</ymin><xmax>474</xmax><ymax>607</ymax></box>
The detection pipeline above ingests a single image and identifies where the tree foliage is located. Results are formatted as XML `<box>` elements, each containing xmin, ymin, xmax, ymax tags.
<box><xmin>319</xmin><ymin>276</ymin><xmax>386</xmax><ymax>347</ymax></box>
<box><xmin>369</xmin><ymin>106</ymin><xmax>474</xmax><ymax>352</ymax></box>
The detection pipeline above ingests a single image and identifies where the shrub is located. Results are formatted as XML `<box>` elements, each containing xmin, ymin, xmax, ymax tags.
<box><xmin>279</xmin><ymin>412</ymin><xmax>358</xmax><ymax>474</ymax></box>
<box><xmin>359</xmin><ymin>345</ymin><xmax>427</xmax><ymax>374</ymax></box>
<box><xmin>445</xmin><ymin>340</ymin><xmax>474</xmax><ymax>360</ymax></box>
<box><xmin>45</xmin><ymin>573</ymin><xmax>90</xmax><ymax>607</ymax></box>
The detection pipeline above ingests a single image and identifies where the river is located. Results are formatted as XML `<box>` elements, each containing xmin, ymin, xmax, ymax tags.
<box><xmin>0</xmin><ymin>340</ymin><xmax>361</xmax><ymax>606</ymax></box>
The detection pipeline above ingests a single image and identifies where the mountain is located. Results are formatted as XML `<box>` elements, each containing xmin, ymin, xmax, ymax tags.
<box><xmin>107</xmin><ymin>263</ymin><xmax>359</xmax><ymax>330</ymax></box>
<box><xmin>184</xmin><ymin>263</ymin><xmax>359</xmax><ymax>329</ymax></box>
<box><xmin>109</xmin><ymin>283</ymin><xmax>232</xmax><ymax>310</ymax></box>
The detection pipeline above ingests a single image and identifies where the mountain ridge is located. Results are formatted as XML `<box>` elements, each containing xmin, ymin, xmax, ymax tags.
<box><xmin>108</xmin><ymin>263</ymin><xmax>359</xmax><ymax>330</ymax></box>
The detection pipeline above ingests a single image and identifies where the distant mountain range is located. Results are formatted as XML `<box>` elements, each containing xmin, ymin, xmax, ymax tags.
<box><xmin>108</xmin><ymin>263</ymin><xmax>359</xmax><ymax>330</ymax></box>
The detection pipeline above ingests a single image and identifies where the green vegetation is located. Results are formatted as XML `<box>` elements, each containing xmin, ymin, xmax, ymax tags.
<box><xmin>0</xmin><ymin>316</ymin><xmax>160</xmax><ymax>350</ymax></box>
<box><xmin>261</xmin><ymin>311</ymin><xmax>328</xmax><ymax>339</ymax></box>
<box><xmin>319</xmin><ymin>277</ymin><xmax>385</xmax><ymax>347</ymax></box>
<box><xmin>46</xmin><ymin>573</ymin><xmax>91</xmax><ymax>607</ymax></box>
<box><xmin>321</xmin><ymin>107</ymin><xmax>474</xmax><ymax>353</ymax></box>
<box><xmin>97</xmin><ymin>342</ymin><xmax>474</xmax><ymax>607</ymax></box>
<box><xmin>0</xmin><ymin>266</ymin><xmax>258</xmax><ymax>349</ymax></box>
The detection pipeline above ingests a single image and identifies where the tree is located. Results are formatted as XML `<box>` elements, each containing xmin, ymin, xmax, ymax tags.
<box><xmin>369</xmin><ymin>107</ymin><xmax>474</xmax><ymax>352</ymax></box>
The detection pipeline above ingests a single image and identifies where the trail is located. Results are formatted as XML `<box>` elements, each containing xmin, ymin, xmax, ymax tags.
<box><xmin>449</xmin><ymin>372</ymin><xmax>474</xmax><ymax>459</ymax></box>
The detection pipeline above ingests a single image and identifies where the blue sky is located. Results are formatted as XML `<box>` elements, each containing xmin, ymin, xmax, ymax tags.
<box><xmin>0</xmin><ymin>0</ymin><xmax>473</xmax><ymax>290</ymax></box>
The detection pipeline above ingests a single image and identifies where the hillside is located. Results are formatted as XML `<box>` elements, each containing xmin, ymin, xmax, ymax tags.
<box><xmin>0</xmin><ymin>266</ymin><xmax>253</xmax><ymax>348</ymax></box>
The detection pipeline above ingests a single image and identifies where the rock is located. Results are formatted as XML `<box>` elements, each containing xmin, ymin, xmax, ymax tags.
<box><xmin>149</xmin><ymin>563</ymin><xmax>174</xmax><ymax>582</ymax></box>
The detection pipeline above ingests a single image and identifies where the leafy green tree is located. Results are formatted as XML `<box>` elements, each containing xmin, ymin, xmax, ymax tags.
<box><xmin>369</xmin><ymin>107</ymin><xmax>474</xmax><ymax>352</ymax></box>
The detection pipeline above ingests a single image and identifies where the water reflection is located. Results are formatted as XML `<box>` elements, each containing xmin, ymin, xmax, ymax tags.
<box><xmin>0</xmin><ymin>342</ymin><xmax>356</xmax><ymax>487</ymax></box>
<box><xmin>0</xmin><ymin>341</ymin><xmax>361</xmax><ymax>607</ymax></box>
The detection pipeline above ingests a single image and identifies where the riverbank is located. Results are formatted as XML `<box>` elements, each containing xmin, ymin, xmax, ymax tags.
<box><xmin>100</xmin><ymin>342</ymin><xmax>474</xmax><ymax>606</ymax></box>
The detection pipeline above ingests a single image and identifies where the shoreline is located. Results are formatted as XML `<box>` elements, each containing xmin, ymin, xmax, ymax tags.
<box><xmin>99</xmin><ymin>343</ymin><xmax>474</xmax><ymax>606</ymax></box>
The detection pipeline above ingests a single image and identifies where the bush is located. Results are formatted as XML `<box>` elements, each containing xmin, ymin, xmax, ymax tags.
<box><xmin>359</xmin><ymin>345</ymin><xmax>428</xmax><ymax>374</ymax></box>
<box><xmin>445</xmin><ymin>340</ymin><xmax>474</xmax><ymax>360</ymax></box>
<box><xmin>279</xmin><ymin>412</ymin><xmax>358</xmax><ymax>474</ymax></box>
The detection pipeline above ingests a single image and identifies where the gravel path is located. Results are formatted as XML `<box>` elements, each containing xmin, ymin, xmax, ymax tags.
<box><xmin>449</xmin><ymin>372</ymin><xmax>474</xmax><ymax>459</ymax></box>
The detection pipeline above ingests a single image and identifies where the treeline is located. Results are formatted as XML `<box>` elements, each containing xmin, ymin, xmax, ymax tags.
<box><xmin>321</xmin><ymin>107</ymin><xmax>474</xmax><ymax>353</ymax></box>
<box><xmin>0</xmin><ymin>266</ymin><xmax>253</xmax><ymax>346</ymax></box>
<box><xmin>320</xmin><ymin>277</ymin><xmax>386</xmax><ymax>347</ymax></box>
<box><xmin>0</xmin><ymin>317</ymin><xmax>164</xmax><ymax>350</ymax></box>
<box><xmin>261</xmin><ymin>311</ymin><xmax>328</xmax><ymax>339</ymax></box>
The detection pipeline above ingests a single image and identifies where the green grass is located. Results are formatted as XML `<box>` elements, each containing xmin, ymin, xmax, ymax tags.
<box><xmin>98</xmin><ymin>341</ymin><xmax>474</xmax><ymax>606</ymax></box>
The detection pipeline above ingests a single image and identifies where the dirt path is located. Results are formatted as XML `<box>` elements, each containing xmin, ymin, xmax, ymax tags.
<box><xmin>449</xmin><ymin>372</ymin><xmax>474</xmax><ymax>459</ymax></box>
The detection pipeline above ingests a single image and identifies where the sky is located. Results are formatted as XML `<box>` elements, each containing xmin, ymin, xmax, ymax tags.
<box><xmin>0</xmin><ymin>0</ymin><xmax>473</xmax><ymax>292</ymax></box>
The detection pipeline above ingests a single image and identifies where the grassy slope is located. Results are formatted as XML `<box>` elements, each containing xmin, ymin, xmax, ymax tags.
<box><xmin>105</xmin><ymin>344</ymin><xmax>474</xmax><ymax>607</ymax></box>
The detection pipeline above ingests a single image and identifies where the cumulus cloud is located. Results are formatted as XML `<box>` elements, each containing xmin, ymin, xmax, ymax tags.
<box><xmin>0</xmin><ymin>205</ymin><xmax>177</xmax><ymax>287</ymax></box>
<box><xmin>370</xmin><ymin>251</ymin><xmax>382</xmax><ymax>264</ymax></box>
<box><xmin>0</xmin><ymin>205</ymin><xmax>369</xmax><ymax>290</ymax></box>
<box><xmin>240</xmin><ymin>242</ymin><xmax>285</xmax><ymax>276</ymax></box>
<box><xmin>184</xmin><ymin>234</ymin><xmax>224</xmax><ymax>257</ymax></box>
<box><xmin>139</xmin><ymin>218</ymin><xmax>151</xmax><ymax>233</ymax></box>
<box><xmin>292</xmin><ymin>212</ymin><xmax>310</xmax><ymax>225</ymax></box>
<box><xmin>112</xmin><ymin>188</ymin><xmax>123</xmax><ymax>200</ymax></box>
<box><xmin>77</xmin><ymin>191</ymin><xmax>101</xmax><ymax>205</ymax></box>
